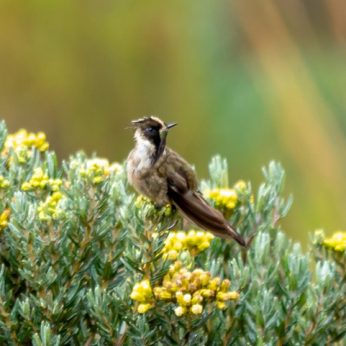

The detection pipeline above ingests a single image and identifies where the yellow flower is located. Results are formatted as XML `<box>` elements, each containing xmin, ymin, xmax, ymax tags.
<box><xmin>130</xmin><ymin>279</ymin><xmax>153</xmax><ymax>303</ymax></box>
<box><xmin>216</xmin><ymin>301</ymin><xmax>226</xmax><ymax>310</ymax></box>
<box><xmin>153</xmin><ymin>287</ymin><xmax>172</xmax><ymax>300</ymax></box>
<box><xmin>166</xmin><ymin>250</ymin><xmax>179</xmax><ymax>260</ymax></box>
<box><xmin>169</xmin><ymin>260</ymin><xmax>182</xmax><ymax>274</ymax></box>
<box><xmin>204</xmin><ymin>188</ymin><xmax>238</xmax><ymax>211</ymax></box>
<box><xmin>191</xmin><ymin>304</ymin><xmax>203</xmax><ymax>315</ymax></box>
<box><xmin>130</xmin><ymin>279</ymin><xmax>155</xmax><ymax>313</ymax></box>
<box><xmin>21</xmin><ymin>182</ymin><xmax>31</xmax><ymax>191</ymax></box>
<box><xmin>132</xmin><ymin>261</ymin><xmax>239</xmax><ymax>315</ymax></box>
<box><xmin>323</xmin><ymin>231</ymin><xmax>346</xmax><ymax>252</ymax></box>
<box><xmin>0</xmin><ymin>176</ymin><xmax>10</xmax><ymax>189</ymax></box>
<box><xmin>21</xmin><ymin>167</ymin><xmax>62</xmax><ymax>192</ymax></box>
<box><xmin>199</xmin><ymin>272</ymin><xmax>211</xmax><ymax>286</ymax></box>
<box><xmin>174</xmin><ymin>306</ymin><xmax>186</xmax><ymax>317</ymax></box>
<box><xmin>217</xmin><ymin>291</ymin><xmax>239</xmax><ymax>301</ymax></box>
<box><xmin>37</xmin><ymin>192</ymin><xmax>64</xmax><ymax>221</ymax></box>
<box><xmin>220</xmin><ymin>279</ymin><xmax>231</xmax><ymax>291</ymax></box>
<box><xmin>78</xmin><ymin>158</ymin><xmax>122</xmax><ymax>185</ymax></box>
<box><xmin>153</xmin><ymin>261</ymin><xmax>239</xmax><ymax>316</ymax></box>
<box><xmin>176</xmin><ymin>292</ymin><xmax>192</xmax><ymax>306</ymax></box>
<box><xmin>208</xmin><ymin>277</ymin><xmax>221</xmax><ymax>291</ymax></box>
<box><xmin>22</xmin><ymin>167</ymin><xmax>49</xmax><ymax>190</ymax></box>
<box><xmin>134</xmin><ymin>195</ymin><xmax>172</xmax><ymax>217</ymax></box>
<box><xmin>48</xmin><ymin>178</ymin><xmax>62</xmax><ymax>192</ymax></box>
<box><xmin>227</xmin><ymin>291</ymin><xmax>240</xmax><ymax>300</ymax></box>
<box><xmin>0</xmin><ymin>209</ymin><xmax>10</xmax><ymax>230</ymax></box>
<box><xmin>3</xmin><ymin>129</ymin><xmax>49</xmax><ymax>159</ymax></box>
<box><xmin>137</xmin><ymin>303</ymin><xmax>154</xmax><ymax>314</ymax></box>
<box><xmin>215</xmin><ymin>280</ymin><xmax>239</xmax><ymax>309</ymax></box>
<box><xmin>191</xmin><ymin>293</ymin><xmax>203</xmax><ymax>304</ymax></box>
<box><xmin>234</xmin><ymin>180</ymin><xmax>247</xmax><ymax>192</ymax></box>
<box><xmin>162</xmin><ymin>230</ymin><xmax>214</xmax><ymax>260</ymax></box>
<box><xmin>199</xmin><ymin>289</ymin><xmax>214</xmax><ymax>298</ymax></box>
<box><xmin>80</xmin><ymin>158</ymin><xmax>108</xmax><ymax>182</ymax></box>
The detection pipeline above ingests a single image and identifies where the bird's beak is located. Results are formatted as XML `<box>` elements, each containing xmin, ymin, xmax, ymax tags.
<box><xmin>131</xmin><ymin>120</ymin><xmax>142</xmax><ymax>128</ymax></box>
<box><xmin>166</xmin><ymin>122</ymin><xmax>177</xmax><ymax>130</ymax></box>
<box><xmin>159</xmin><ymin>122</ymin><xmax>177</xmax><ymax>140</ymax></box>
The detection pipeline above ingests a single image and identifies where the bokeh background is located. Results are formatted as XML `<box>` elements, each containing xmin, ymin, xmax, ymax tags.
<box><xmin>1</xmin><ymin>0</ymin><xmax>345</xmax><ymax>244</ymax></box>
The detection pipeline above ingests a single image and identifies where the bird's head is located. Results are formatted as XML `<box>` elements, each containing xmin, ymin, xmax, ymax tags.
<box><xmin>131</xmin><ymin>116</ymin><xmax>177</xmax><ymax>161</ymax></box>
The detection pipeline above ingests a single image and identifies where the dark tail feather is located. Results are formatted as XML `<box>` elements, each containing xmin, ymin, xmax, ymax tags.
<box><xmin>168</xmin><ymin>188</ymin><xmax>246</xmax><ymax>247</ymax></box>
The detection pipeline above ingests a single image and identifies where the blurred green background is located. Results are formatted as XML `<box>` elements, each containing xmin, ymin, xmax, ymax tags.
<box><xmin>1</xmin><ymin>0</ymin><xmax>345</xmax><ymax>244</ymax></box>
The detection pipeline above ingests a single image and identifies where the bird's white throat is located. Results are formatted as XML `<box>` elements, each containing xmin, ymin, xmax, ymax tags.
<box><xmin>132</xmin><ymin>130</ymin><xmax>156</xmax><ymax>171</ymax></box>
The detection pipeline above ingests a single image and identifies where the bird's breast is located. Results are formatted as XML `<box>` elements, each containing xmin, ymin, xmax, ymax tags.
<box><xmin>128</xmin><ymin>143</ymin><xmax>155</xmax><ymax>173</ymax></box>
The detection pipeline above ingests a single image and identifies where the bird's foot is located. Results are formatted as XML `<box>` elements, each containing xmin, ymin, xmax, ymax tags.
<box><xmin>167</xmin><ymin>219</ymin><xmax>178</xmax><ymax>230</ymax></box>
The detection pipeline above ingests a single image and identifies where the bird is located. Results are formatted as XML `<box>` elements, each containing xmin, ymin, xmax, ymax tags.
<box><xmin>126</xmin><ymin>116</ymin><xmax>246</xmax><ymax>247</ymax></box>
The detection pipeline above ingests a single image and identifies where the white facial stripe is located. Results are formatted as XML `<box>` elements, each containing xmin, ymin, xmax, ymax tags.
<box><xmin>149</xmin><ymin>116</ymin><xmax>165</xmax><ymax>128</ymax></box>
<box><xmin>132</xmin><ymin>116</ymin><xmax>165</xmax><ymax>129</ymax></box>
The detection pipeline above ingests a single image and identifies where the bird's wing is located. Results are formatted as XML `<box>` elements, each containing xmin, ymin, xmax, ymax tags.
<box><xmin>166</xmin><ymin>169</ymin><xmax>246</xmax><ymax>246</ymax></box>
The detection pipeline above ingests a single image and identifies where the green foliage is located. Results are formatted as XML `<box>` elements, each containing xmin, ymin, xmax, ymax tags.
<box><xmin>0</xmin><ymin>123</ymin><xmax>344</xmax><ymax>345</ymax></box>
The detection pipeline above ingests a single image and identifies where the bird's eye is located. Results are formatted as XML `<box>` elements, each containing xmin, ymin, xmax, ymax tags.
<box><xmin>145</xmin><ymin>127</ymin><xmax>155</xmax><ymax>134</ymax></box>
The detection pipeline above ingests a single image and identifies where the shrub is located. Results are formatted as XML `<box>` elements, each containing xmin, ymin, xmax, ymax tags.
<box><xmin>0</xmin><ymin>122</ymin><xmax>344</xmax><ymax>345</ymax></box>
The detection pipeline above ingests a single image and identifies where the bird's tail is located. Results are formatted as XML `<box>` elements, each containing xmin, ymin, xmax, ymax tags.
<box><xmin>168</xmin><ymin>188</ymin><xmax>246</xmax><ymax>247</ymax></box>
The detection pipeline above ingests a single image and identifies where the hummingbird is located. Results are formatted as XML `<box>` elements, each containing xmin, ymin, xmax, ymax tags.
<box><xmin>126</xmin><ymin>116</ymin><xmax>246</xmax><ymax>247</ymax></box>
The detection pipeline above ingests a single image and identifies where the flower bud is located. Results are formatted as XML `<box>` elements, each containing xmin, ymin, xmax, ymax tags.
<box><xmin>174</xmin><ymin>306</ymin><xmax>186</xmax><ymax>317</ymax></box>
<box><xmin>137</xmin><ymin>303</ymin><xmax>153</xmax><ymax>313</ymax></box>
<box><xmin>221</xmin><ymin>279</ymin><xmax>231</xmax><ymax>291</ymax></box>
<box><xmin>208</xmin><ymin>278</ymin><xmax>221</xmax><ymax>291</ymax></box>
<box><xmin>191</xmin><ymin>294</ymin><xmax>203</xmax><ymax>304</ymax></box>
<box><xmin>191</xmin><ymin>304</ymin><xmax>203</xmax><ymax>315</ymax></box>
<box><xmin>216</xmin><ymin>301</ymin><xmax>226</xmax><ymax>310</ymax></box>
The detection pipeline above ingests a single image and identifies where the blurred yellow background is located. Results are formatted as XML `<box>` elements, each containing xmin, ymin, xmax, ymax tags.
<box><xmin>1</xmin><ymin>0</ymin><xmax>345</xmax><ymax>244</ymax></box>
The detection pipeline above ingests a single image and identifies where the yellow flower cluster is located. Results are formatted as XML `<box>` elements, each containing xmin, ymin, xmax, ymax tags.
<box><xmin>204</xmin><ymin>188</ymin><xmax>238</xmax><ymax>210</ymax></box>
<box><xmin>134</xmin><ymin>195</ymin><xmax>172</xmax><ymax>217</ymax></box>
<box><xmin>130</xmin><ymin>262</ymin><xmax>240</xmax><ymax>316</ymax></box>
<box><xmin>162</xmin><ymin>230</ymin><xmax>214</xmax><ymax>260</ymax></box>
<box><xmin>37</xmin><ymin>192</ymin><xmax>64</xmax><ymax>221</ymax></box>
<box><xmin>233</xmin><ymin>180</ymin><xmax>247</xmax><ymax>192</ymax></box>
<box><xmin>157</xmin><ymin>261</ymin><xmax>239</xmax><ymax>315</ymax></box>
<box><xmin>21</xmin><ymin>167</ymin><xmax>62</xmax><ymax>192</ymax></box>
<box><xmin>130</xmin><ymin>279</ymin><xmax>154</xmax><ymax>313</ymax></box>
<box><xmin>323</xmin><ymin>231</ymin><xmax>346</xmax><ymax>252</ymax></box>
<box><xmin>79</xmin><ymin>158</ymin><xmax>122</xmax><ymax>184</ymax></box>
<box><xmin>3</xmin><ymin>129</ymin><xmax>49</xmax><ymax>162</ymax></box>
<box><xmin>0</xmin><ymin>209</ymin><xmax>10</xmax><ymax>230</ymax></box>
<box><xmin>204</xmin><ymin>180</ymin><xmax>250</xmax><ymax>213</ymax></box>
<box><xmin>0</xmin><ymin>176</ymin><xmax>10</xmax><ymax>189</ymax></box>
